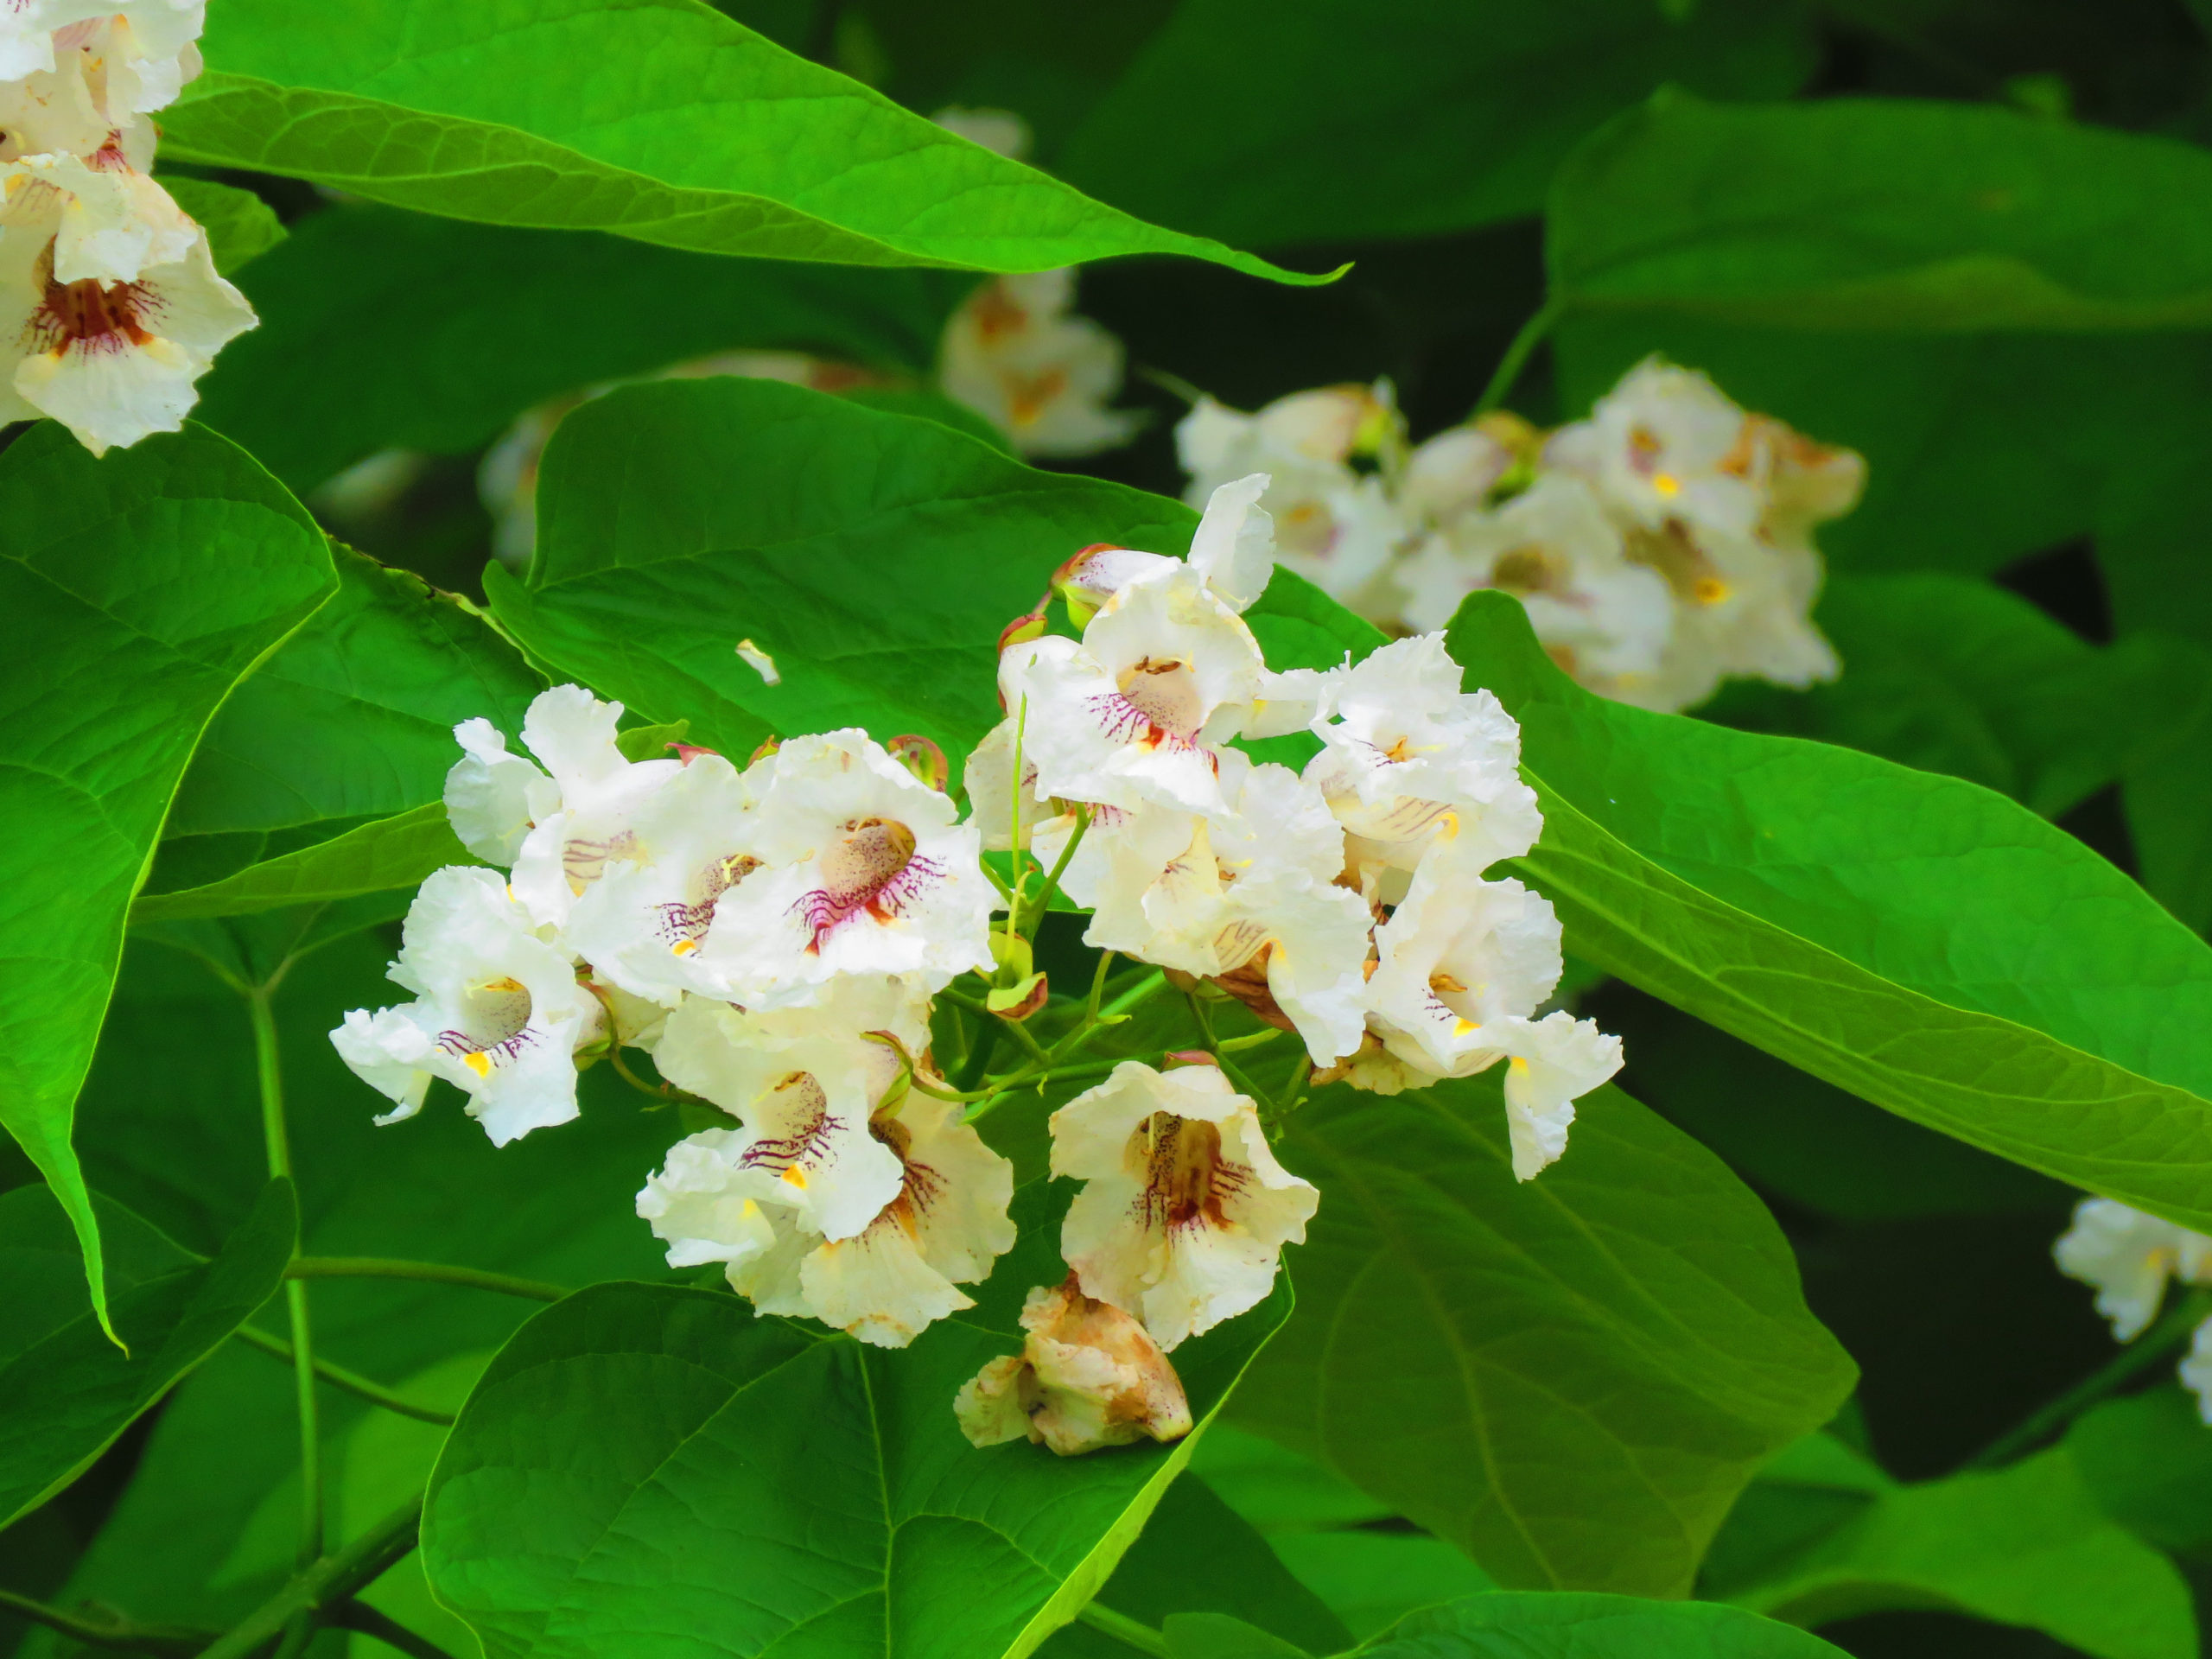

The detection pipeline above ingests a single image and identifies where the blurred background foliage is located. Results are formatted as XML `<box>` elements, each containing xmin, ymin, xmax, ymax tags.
<box><xmin>15</xmin><ymin>3</ymin><xmax>2212</xmax><ymax>1656</ymax></box>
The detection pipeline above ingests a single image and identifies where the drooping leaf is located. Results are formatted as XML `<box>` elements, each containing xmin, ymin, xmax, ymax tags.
<box><xmin>1055</xmin><ymin>0</ymin><xmax>1813</xmax><ymax>249</ymax></box>
<box><xmin>0</xmin><ymin>421</ymin><xmax>333</xmax><ymax>1332</ymax></box>
<box><xmin>1235</xmin><ymin>1071</ymin><xmax>1853</xmax><ymax>1598</ymax></box>
<box><xmin>0</xmin><ymin>1179</ymin><xmax>295</xmax><ymax>1529</ymax></box>
<box><xmin>488</xmin><ymin>377</ymin><xmax>1197</xmax><ymax>761</ymax></box>
<box><xmin>1608</xmin><ymin>991</ymin><xmax>2069</xmax><ymax>1223</ymax></box>
<box><xmin>1040</xmin><ymin>1474</ymin><xmax>1351</xmax><ymax>1659</ymax></box>
<box><xmin>136</xmin><ymin>547</ymin><xmax>541</xmax><ymax>918</ymax></box>
<box><xmin>423</xmin><ymin>1185</ymin><xmax>1292</xmax><ymax>1659</ymax></box>
<box><xmin>1550</xmin><ymin>92</ymin><xmax>2212</xmax><ymax>330</ymax></box>
<box><xmin>158</xmin><ymin>175</ymin><xmax>287</xmax><ymax>274</ymax></box>
<box><xmin>1705</xmin><ymin>1434</ymin><xmax>2196</xmax><ymax>1659</ymax></box>
<box><xmin>1447</xmin><ymin>592</ymin><xmax>2212</xmax><ymax>1231</ymax></box>
<box><xmin>1354</xmin><ymin>1593</ymin><xmax>1851</xmax><ymax>1657</ymax></box>
<box><xmin>24</xmin><ymin>929</ymin><xmax>680</xmax><ymax>1639</ymax></box>
<box><xmin>162</xmin><ymin>0</ymin><xmax>1325</xmax><ymax>283</ymax></box>
<box><xmin>1707</xmin><ymin>575</ymin><xmax>2212</xmax><ymax>821</ymax></box>
<box><xmin>194</xmin><ymin>203</ymin><xmax>975</xmax><ymax>493</ymax></box>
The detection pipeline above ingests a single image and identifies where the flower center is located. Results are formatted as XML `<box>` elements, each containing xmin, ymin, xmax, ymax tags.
<box><xmin>437</xmin><ymin>976</ymin><xmax>534</xmax><ymax>1077</ymax></box>
<box><xmin>29</xmin><ymin>258</ymin><xmax>154</xmax><ymax>357</ymax></box>
<box><xmin>794</xmin><ymin>817</ymin><xmax>941</xmax><ymax>951</ymax></box>
<box><xmin>740</xmin><ymin>1071</ymin><xmax>840</xmax><ymax>1192</ymax></box>
<box><xmin>563</xmin><ymin>828</ymin><xmax>641</xmax><ymax>894</ymax></box>
<box><xmin>1090</xmin><ymin>658</ymin><xmax>1205</xmax><ymax>750</ymax></box>
<box><xmin>1490</xmin><ymin>543</ymin><xmax>1573</xmax><ymax>599</ymax></box>
<box><xmin>1131</xmin><ymin>1112</ymin><xmax>1248</xmax><ymax>1232</ymax></box>
<box><xmin>1006</xmin><ymin>366</ymin><xmax>1069</xmax><ymax>428</ymax></box>
<box><xmin>658</xmin><ymin>851</ymin><xmax>761</xmax><ymax>955</ymax></box>
<box><xmin>865</xmin><ymin>1111</ymin><xmax>944</xmax><ymax>1242</ymax></box>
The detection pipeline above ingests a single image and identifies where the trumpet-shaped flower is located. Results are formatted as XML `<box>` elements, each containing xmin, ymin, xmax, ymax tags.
<box><xmin>1</xmin><ymin>153</ymin><xmax>195</xmax><ymax>283</ymax></box>
<box><xmin>2055</xmin><ymin>1198</ymin><xmax>2212</xmax><ymax>1342</ymax></box>
<box><xmin>443</xmin><ymin>718</ymin><xmax>557</xmax><ymax>867</ymax></box>
<box><xmin>0</xmin><ymin>218</ymin><xmax>253</xmax><ymax>455</ymax></box>
<box><xmin>1306</xmin><ymin>632</ymin><xmax>1541</xmax><ymax>883</ymax></box>
<box><xmin>1487</xmin><ymin>1011</ymin><xmax>1624</xmax><ymax>1180</ymax></box>
<box><xmin>1395</xmin><ymin>474</ymin><xmax>1676</xmax><ymax>691</ymax></box>
<box><xmin>652</xmin><ymin>979</ymin><xmax>931</xmax><ymax>1242</ymax></box>
<box><xmin>1070</xmin><ymin>760</ymin><xmax>1370</xmax><ymax>1065</ymax></box>
<box><xmin>689</xmin><ymin>728</ymin><xmax>993</xmax><ymax>1004</ymax></box>
<box><xmin>1363</xmin><ymin>838</ymin><xmax>1564</xmax><ymax>1077</ymax></box>
<box><xmin>0</xmin><ymin>3</ymin><xmax>202</xmax><ymax>108</ymax></box>
<box><xmin>1398</xmin><ymin>423</ymin><xmax>1516</xmax><ymax>527</ymax></box>
<box><xmin>938</xmin><ymin>269</ymin><xmax>1141</xmax><ymax>459</ymax></box>
<box><xmin>1052</xmin><ymin>474</ymin><xmax>1276</xmax><ymax>626</ymax></box>
<box><xmin>1543</xmin><ymin>357</ymin><xmax>1764</xmax><ymax>542</ymax></box>
<box><xmin>1052</xmin><ymin>1060</ymin><xmax>1318</xmax><ymax>1349</ymax></box>
<box><xmin>955</xmin><ymin>1276</ymin><xmax>1193</xmax><ymax>1456</ymax></box>
<box><xmin>329</xmin><ymin>866</ymin><xmax>601</xmax><ymax>1146</ymax></box>
<box><xmin>1003</xmin><ymin>563</ymin><xmax>1266</xmax><ymax>817</ymax></box>
<box><xmin>500</xmin><ymin>685</ymin><xmax>683</xmax><ymax>926</ymax></box>
<box><xmin>563</xmin><ymin>750</ymin><xmax>768</xmax><ymax>1007</ymax></box>
<box><xmin>642</xmin><ymin>1089</ymin><xmax>1014</xmax><ymax>1348</ymax></box>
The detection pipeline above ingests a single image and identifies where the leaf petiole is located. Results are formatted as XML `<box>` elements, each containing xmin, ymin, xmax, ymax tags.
<box><xmin>286</xmin><ymin>1256</ymin><xmax>568</xmax><ymax>1303</ymax></box>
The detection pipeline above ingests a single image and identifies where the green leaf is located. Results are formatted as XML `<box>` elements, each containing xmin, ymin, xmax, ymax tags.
<box><xmin>0</xmin><ymin>421</ymin><xmax>333</xmax><ymax>1334</ymax></box>
<box><xmin>195</xmin><ymin>203</ymin><xmax>974</xmax><ymax>493</ymax></box>
<box><xmin>1164</xmin><ymin>1611</ymin><xmax>1312</xmax><ymax>1659</ymax></box>
<box><xmin>1190</xmin><ymin>1423</ymin><xmax>1392</xmax><ymax>1535</ymax></box>
<box><xmin>1707</xmin><ymin>1435</ymin><xmax>2196</xmax><ymax>1659</ymax></box>
<box><xmin>1354</xmin><ymin>1593</ymin><xmax>1850</xmax><ymax>1657</ymax></box>
<box><xmin>1234</xmin><ymin>1071</ymin><xmax>1853</xmax><ymax>1598</ymax></box>
<box><xmin>1265</xmin><ymin>1533</ymin><xmax>1495</xmax><ymax>1645</ymax></box>
<box><xmin>1707</xmin><ymin>575</ymin><xmax>2212</xmax><ymax>820</ymax></box>
<box><xmin>1447</xmin><ymin>592</ymin><xmax>2212</xmax><ymax>1231</ymax></box>
<box><xmin>489</xmin><ymin>377</ymin><xmax>1197</xmax><ymax>760</ymax></box>
<box><xmin>1608</xmin><ymin>994</ymin><xmax>2068</xmax><ymax>1222</ymax></box>
<box><xmin>28</xmin><ymin>929</ymin><xmax>681</xmax><ymax>1635</ymax></box>
<box><xmin>1040</xmin><ymin>1475</ymin><xmax>1351</xmax><ymax>1659</ymax></box>
<box><xmin>2064</xmin><ymin>1386</ymin><xmax>2212</xmax><ymax>1555</ymax></box>
<box><xmin>423</xmin><ymin>1185</ymin><xmax>1292</xmax><ymax>1659</ymax></box>
<box><xmin>1550</xmin><ymin>92</ymin><xmax>2212</xmax><ymax>329</ymax></box>
<box><xmin>157</xmin><ymin>175</ymin><xmax>287</xmax><ymax>274</ymax></box>
<box><xmin>0</xmin><ymin>1179</ymin><xmax>295</xmax><ymax>1529</ymax></box>
<box><xmin>1056</xmin><ymin>0</ymin><xmax>1813</xmax><ymax>248</ymax></box>
<box><xmin>137</xmin><ymin>546</ymin><xmax>541</xmax><ymax>917</ymax></box>
<box><xmin>162</xmin><ymin>0</ymin><xmax>1325</xmax><ymax>283</ymax></box>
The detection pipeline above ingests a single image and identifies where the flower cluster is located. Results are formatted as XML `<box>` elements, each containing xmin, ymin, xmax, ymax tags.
<box><xmin>0</xmin><ymin>1</ymin><xmax>255</xmax><ymax>454</ymax></box>
<box><xmin>2055</xmin><ymin>1198</ymin><xmax>2212</xmax><ymax>1421</ymax></box>
<box><xmin>330</xmin><ymin>476</ymin><xmax>1620</xmax><ymax>1454</ymax></box>
<box><xmin>1179</xmin><ymin>358</ymin><xmax>1864</xmax><ymax>714</ymax></box>
<box><xmin>991</xmin><ymin>477</ymin><xmax>1622</xmax><ymax>1176</ymax></box>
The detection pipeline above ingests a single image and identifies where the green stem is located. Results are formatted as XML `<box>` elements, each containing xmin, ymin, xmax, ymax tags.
<box><xmin>326</xmin><ymin>1599</ymin><xmax>457</xmax><ymax>1659</ymax></box>
<box><xmin>1020</xmin><ymin>806</ymin><xmax>1090</xmax><ymax>936</ymax></box>
<box><xmin>1217</xmin><ymin>1027</ymin><xmax>1285</xmax><ymax>1055</ymax></box>
<box><xmin>954</xmin><ymin>1017</ymin><xmax>1001</xmax><ymax>1091</ymax></box>
<box><xmin>1075</xmin><ymin>1602</ymin><xmax>1169</xmax><ymax>1656</ymax></box>
<box><xmin>197</xmin><ymin>1497</ymin><xmax>425</xmax><ymax>1659</ymax></box>
<box><xmin>249</xmin><ymin>985</ymin><xmax>321</xmax><ymax>1571</ymax></box>
<box><xmin>0</xmin><ymin>1589</ymin><xmax>211</xmax><ymax>1657</ymax></box>
<box><xmin>287</xmin><ymin>1257</ymin><xmax>568</xmax><ymax>1303</ymax></box>
<box><xmin>1961</xmin><ymin>1287</ymin><xmax>2212</xmax><ymax>1471</ymax></box>
<box><xmin>1472</xmin><ymin>297</ymin><xmax>1565</xmax><ymax>418</ymax></box>
<box><xmin>232</xmin><ymin>1325</ymin><xmax>457</xmax><ymax>1427</ymax></box>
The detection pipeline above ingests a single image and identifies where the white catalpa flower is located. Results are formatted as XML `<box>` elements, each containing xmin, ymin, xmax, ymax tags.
<box><xmin>2056</xmin><ymin>1198</ymin><xmax>2212</xmax><ymax>1343</ymax></box>
<box><xmin>563</xmin><ymin>750</ymin><xmax>769</xmax><ymax>1007</ymax></box>
<box><xmin>2181</xmin><ymin>1319</ymin><xmax>2212</xmax><ymax>1426</ymax></box>
<box><xmin>1397</xmin><ymin>423</ymin><xmax>1516</xmax><ymax>528</ymax></box>
<box><xmin>329</xmin><ymin>866</ymin><xmax>601</xmax><ymax>1146</ymax></box>
<box><xmin>642</xmin><ymin>1089</ymin><xmax>1015</xmax><ymax>1349</ymax></box>
<box><xmin>0</xmin><ymin>219</ymin><xmax>253</xmax><ymax>455</ymax></box>
<box><xmin>1052</xmin><ymin>1059</ymin><xmax>1318</xmax><ymax>1350</ymax></box>
<box><xmin>1178</xmin><ymin>385</ymin><xmax>1410</xmax><ymax>606</ymax></box>
<box><xmin>500</xmin><ymin>685</ymin><xmax>683</xmax><ymax>927</ymax></box>
<box><xmin>443</xmin><ymin>717</ymin><xmax>557</xmax><ymax>867</ymax></box>
<box><xmin>688</xmin><ymin>728</ymin><xmax>994</xmax><ymax>1004</ymax></box>
<box><xmin>0</xmin><ymin>4</ymin><xmax>203</xmax><ymax>111</ymax></box>
<box><xmin>956</xmin><ymin>1276</ymin><xmax>1194</xmax><ymax>1456</ymax></box>
<box><xmin>652</xmin><ymin>981</ymin><xmax>930</xmax><ymax>1242</ymax></box>
<box><xmin>1395</xmin><ymin>474</ymin><xmax>1675</xmax><ymax>691</ymax></box>
<box><xmin>1306</xmin><ymin>632</ymin><xmax>1541</xmax><ymax>888</ymax></box>
<box><xmin>938</xmin><ymin>268</ymin><xmax>1141</xmax><ymax>459</ymax></box>
<box><xmin>0</xmin><ymin>152</ymin><xmax>194</xmax><ymax>283</ymax></box>
<box><xmin>1487</xmin><ymin>1011</ymin><xmax>1624</xmax><ymax>1180</ymax></box>
<box><xmin>1004</xmin><ymin>564</ymin><xmax>1266</xmax><ymax>817</ymax></box>
<box><xmin>1543</xmin><ymin>357</ymin><xmax>1765</xmax><ymax>543</ymax></box>
<box><xmin>1066</xmin><ymin>759</ymin><xmax>1371</xmax><ymax>1065</ymax></box>
<box><xmin>1049</xmin><ymin>475</ymin><xmax>1280</xmax><ymax>641</ymax></box>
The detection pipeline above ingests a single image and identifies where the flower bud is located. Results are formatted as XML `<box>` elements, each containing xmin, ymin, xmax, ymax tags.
<box><xmin>887</xmin><ymin>734</ymin><xmax>950</xmax><ymax>794</ymax></box>
<box><xmin>986</xmin><ymin>970</ymin><xmax>1048</xmax><ymax>1022</ymax></box>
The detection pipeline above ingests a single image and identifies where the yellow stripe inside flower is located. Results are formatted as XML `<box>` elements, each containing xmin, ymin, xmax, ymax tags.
<box><xmin>463</xmin><ymin>1052</ymin><xmax>493</xmax><ymax>1077</ymax></box>
<box><xmin>1652</xmin><ymin>472</ymin><xmax>1681</xmax><ymax>498</ymax></box>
